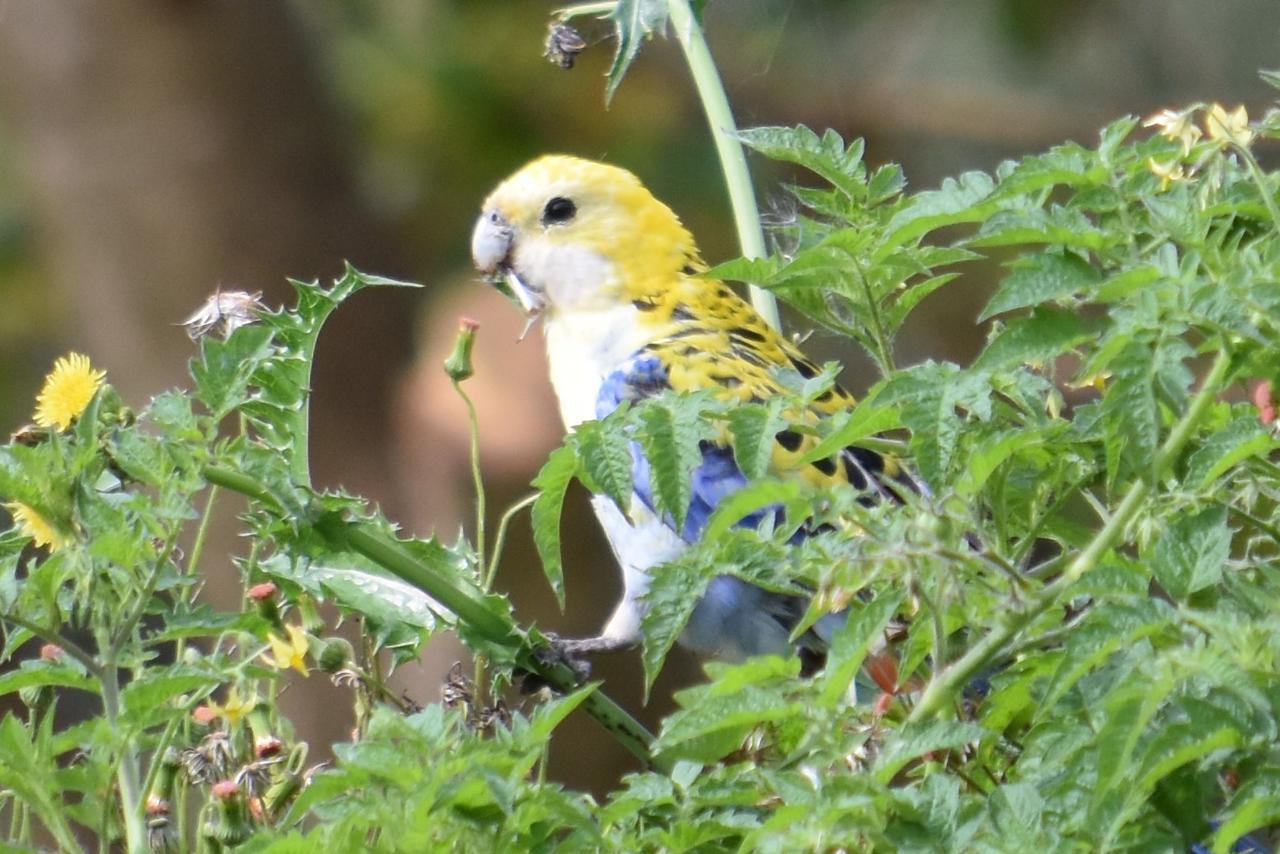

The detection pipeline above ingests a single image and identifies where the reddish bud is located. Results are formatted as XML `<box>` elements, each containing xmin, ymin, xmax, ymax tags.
<box><xmin>39</xmin><ymin>643</ymin><xmax>64</xmax><ymax>661</ymax></box>
<box><xmin>248</xmin><ymin>582</ymin><xmax>278</xmax><ymax>602</ymax></box>
<box><xmin>254</xmin><ymin>735</ymin><xmax>284</xmax><ymax>759</ymax></box>
<box><xmin>1251</xmin><ymin>380</ymin><xmax>1276</xmax><ymax>425</ymax></box>
<box><xmin>146</xmin><ymin>795</ymin><xmax>171</xmax><ymax>816</ymax></box>
<box><xmin>192</xmin><ymin>705</ymin><xmax>218</xmax><ymax>726</ymax></box>
<box><xmin>211</xmin><ymin>780</ymin><xmax>240</xmax><ymax>800</ymax></box>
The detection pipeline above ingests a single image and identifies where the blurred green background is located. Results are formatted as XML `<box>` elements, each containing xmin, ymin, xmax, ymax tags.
<box><xmin>0</xmin><ymin>0</ymin><xmax>1275</xmax><ymax>792</ymax></box>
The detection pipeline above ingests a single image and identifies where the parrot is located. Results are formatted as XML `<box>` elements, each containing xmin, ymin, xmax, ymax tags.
<box><xmin>471</xmin><ymin>155</ymin><xmax>912</xmax><ymax>672</ymax></box>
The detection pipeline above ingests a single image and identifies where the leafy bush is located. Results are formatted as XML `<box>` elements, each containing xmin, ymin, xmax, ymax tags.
<box><xmin>2</xmin><ymin>32</ymin><xmax>1280</xmax><ymax>854</ymax></box>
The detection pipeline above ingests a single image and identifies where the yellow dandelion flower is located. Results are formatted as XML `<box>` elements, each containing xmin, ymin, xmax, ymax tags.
<box><xmin>265</xmin><ymin>624</ymin><xmax>310</xmax><ymax>676</ymax></box>
<box><xmin>5</xmin><ymin>501</ymin><xmax>68</xmax><ymax>551</ymax></box>
<box><xmin>33</xmin><ymin>353</ymin><xmax>106</xmax><ymax>431</ymax></box>
<box><xmin>1143</xmin><ymin>107</ymin><xmax>1202</xmax><ymax>155</ymax></box>
<box><xmin>1204</xmin><ymin>103</ymin><xmax>1254</xmax><ymax>148</ymax></box>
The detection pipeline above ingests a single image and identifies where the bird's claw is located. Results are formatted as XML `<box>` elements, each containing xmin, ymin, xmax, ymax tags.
<box><xmin>519</xmin><ymin>632</ymin><xmax>594</xmax><ymax>694</ymax></box>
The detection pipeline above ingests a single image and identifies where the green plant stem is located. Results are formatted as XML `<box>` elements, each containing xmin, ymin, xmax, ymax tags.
<box><xmin>909</xmin><ymin>347</ymin><xmax>1232</xmax><ymax>722</ymax></box>
<box><xmin>0</xmin><ymin>614</ymin><xmax>101</xmax><ymax>679</ymax></box>
<box><xmin>665</xmin><ymin>0</ymin><xmax>781</xmax><ymax>331</ymax></box>
<box><xmin>1238</xmin><ymin>144</ymin><xmax>1280</xmax><ymax>232</ymax></box>
<box><xmin>453</xmin><ymin>380</ymin><xmax>487</xmax><ymax>577</ymax></box>
<box><xmin>450</xmin><ymin>377</ymin><xmax>491</xmax><ymax>713</ymax></box>
<box><xmin>486</xmin><ymin>493</ymin><xmax>538</xmax><ymax>589</ymax></box>
<box><xmin>101</xmin><ymin>663</ymin><xmax>146</xmax><ymax>853</ymax></box>
<box><xmin>201</xmin><ymin>463</ymin><xmax>665</xmax><ymax>769</ymax></box>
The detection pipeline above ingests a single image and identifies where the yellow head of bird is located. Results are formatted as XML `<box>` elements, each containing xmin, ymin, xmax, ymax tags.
<box><xmin>472</xmin><ymin>155</ymin><xmax>701</xmax><ymax>316</ymax></box>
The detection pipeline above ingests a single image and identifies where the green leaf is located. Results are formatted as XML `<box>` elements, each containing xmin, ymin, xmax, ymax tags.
<box><xmin>799</xmin><ymin>398</ymin><xmax>900</xmax><ymax>464</ymax></box>
<box><xmin>654</xmin><ymin>658</ymin><xmax>801</xmax><ymax>763</ymax></box>
<box><xmin>573</xmin><ymin>417</ymin><xmax>634</xmax><ymax>512</ymax></box>
<box><xmin>1211</xmin><ymin>771</ymin><xmax>1280</xmax><ymax>854</ymax></box>
<box><xmin>954</xmin><ymin>428</ymin><xmax>1048</xmax><ymax>497</ymax></box>
<box><xmin>638</xmin><ymin>548</ymin><xmax>719</xmax><ymax>697</ymax></box>
<box><xmin>0</xmin><ymin>662</ymin><xmax>97</xmax><ymax>696</ymax></box>
<box><xmin>1150</xmin><ymin>506</ymin><xmax>1230</xmax><ymax>600</ymax></box>
<box><xmin>873</xmin><ymin>720</ymin><xmax>987</xmax><ymax>783</ymax></box>
<box><xmin>1183</xmin><ymin>412</ymin><xmax>1275</xmax><ymax>487</ymax></box>
<box><xmin>700</xmin><ymin>478</ymin><xmax>805</xmax><ymax>543</ymax></box>
<box><xmin>530</xmin><ymin>444</ymin><xmax>578</xmax><ymax>609</ymax></box>
<box><xmin>605</xmin><ymin>0</ymin><xmax>668</xmax><ymax>103</ymax></box>
<box><xmin>122</xmin><ymin>667</ymin><xmax>218</xmax><ymax>726</ymax></box>
<box><xmin>979</xmin><ymin>253</ymin><xmax>1100</xmax><ymax>320</ymax></box>
<box><xmin>973</xmin><ymin>307</ymin><xmax>1092</xmax><ymax>371</ymax></box>
<box><xmin>727</xmin><ymin>399</ymin><xmax>787</xmax><ymax>480</ymax></box>
<box><xmin>0</xmin><ymin>715</ymin><xmax>81</xmax><ymax>851</ymax></box>
<box><xmin>1102</xmin><ymin>338</ymin><xmax>1160</xmax><ymax>486</ymax></box>
<box><xmin>191</xmin><ymin>323</ymin><xmax>275</xmax><ymax>418</ymax></box>
<box><xmin>884</xmin><ymin>272</ymin><xmax>962</xmax><ymax>333</ymax></box>
<box><xmin>637</xmin><ymin>397</ymin><xmax>707</xmax><ymax>530</ymax></box>
<box><xmin>883</xmin><ymin>171</ymin><xmax>997</xmax><ymax>250</ymax></box>
<box><xmin>738</xmin><ymin>126</ymin><xmax>866</xmax><ymax>199</ymax></box>
<box><xmin>818</xmin><ymin>591</ymin><xmax>903</xmax><ymax>706</ymax></box>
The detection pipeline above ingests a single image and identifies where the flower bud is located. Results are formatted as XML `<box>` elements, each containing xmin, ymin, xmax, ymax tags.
<box><xmin>315</xmin><ymin>636</ymin><xmax>354</xmax><ymax>674</ymax></box>
<box><xmin>443</xmin><ymin>318</ymin><xmax>480</xmax><ymax>382</ymax></box>
<box><xmin>203</xmin><ymin>779</ymin><xmax>253</xmax><ymax>847</ymax></box>
<box><xmin>247</xmin><ymin>581</ymin><xmax>283</xmax><ymax>628</ymax></box>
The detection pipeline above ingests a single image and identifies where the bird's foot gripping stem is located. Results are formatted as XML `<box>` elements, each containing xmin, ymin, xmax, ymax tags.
<box><xmin>520</xmin><ymin>632</ymin><xmax>637</xmax><ymax>693</ymax></box>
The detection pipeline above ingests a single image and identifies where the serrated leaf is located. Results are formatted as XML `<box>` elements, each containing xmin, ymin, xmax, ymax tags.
<box><xmin>701</xmin><ymin>478</ymin><xmax>804</xmax><ymax>543</ymax></box>
<box><xmin>819</xmin><ymin>591</ymin><xmax>903</xmax><ymax>706</ymax></box>
<box><xmin>1150</xmin><ymin>506</ymin><xmax>1230</xmax><ymax>600</ymax></box>
<box><xmin>638</xmin><ymin>548</ymin><xmax>718</xmax><ymax>697</ymax></box>
<box><xmin>1184</xmin><ymin>413</ymin><xmax>1275</xmax><ymax>487</ymax></box>
<box><xmin>979</xmin><ymin>253</ymin><xmax>1100</xmax><ymax>320</ymax></box>
<box><xmin>573</xmin><ymin>417</ymin><xmax>634</xmax><ymax>512</ymax></box>
<box><xmin>191</xmin><ymin>323</ymin><xmax>275</xmax><ymax>417</ymax></box>
<box><xmin>883</xmin><ymin>171</ymin><xmax>997</xmax><ymax>250</ymax></box>
<box><xmin>873</xmin><ymin>720</ymin><xmax>987</xmax><ymax>783</ymax></box>
<box><xmin>122</xmin><ymin>668</ymin><xmax>218</xmax><ymax>724</ymax></box>
<box><xmin>637</xmin><ymin>397</ymin><xmax>706</xmax><ymax>530</ymax></box>
<box><xmin>800</xmin><ymin>398</ymin><xmax>900</xmax><ymax>464</ymax></box>
<box><xmin>727</xmin><ymin>401</ymin><xmax>787</xmax><ymax>480</ymax></box>
<box><xmin>884</xmin><ymin>273</ymin><xmax>961</xmax><ymax>333</ymax></box>
<box><xmin>738</xmin><ymin>125</ymin><xmax>867</xmax><ymax>199</ymax></box>
<box><xmin>530</xmin><ymin>444</ymin><xmax>578</xmax><ymax>609</ymax></box>
<box><xmin>0</xmin><ymin>663</ymin><xmax>97</xmax><ymax>696</ymax></box>
<box><xmin>1102</xmin><ymin>338</ymin><xmax>1160</xmax><ymax>486</ymax></box>
<box><xmin>605</xmin><ymin>0</ymin><xmax>668</xmax><ymax>103</ymax></box>
<box><xmin>1211</xmin><ymin>771</ymin><xmax>1280</xmax><ymax>854</ymax></box>
<box><xmin>655</xmin><ymin>665</ymin><xmax>800</xmax><ymax>762</ymax></box>
<box><xmin>955</xmin><ymin>428</ymin><xmax>1047</xmax><ymax>496</ymax></box>
<box><xmin>973</xmin><ymin>307</ymin><xmax>1092</xmax><ymax>371</ymax></box>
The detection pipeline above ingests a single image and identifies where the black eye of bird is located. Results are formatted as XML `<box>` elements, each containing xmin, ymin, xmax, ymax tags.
<box><xmin>542</xmin><ymin>196</ymin><xmax>576</xmax><ymax>224</ymax></box>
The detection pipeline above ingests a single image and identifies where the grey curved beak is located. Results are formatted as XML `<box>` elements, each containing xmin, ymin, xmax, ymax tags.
<box><xmin>471</xmin><ymin>209</ymin><xmax>513</xmax><ymax>275</ymax></box>
<box><xmin>471</xmin><ymin>208</ymin><xmax>543</xmax><ymax>315</ymax></box>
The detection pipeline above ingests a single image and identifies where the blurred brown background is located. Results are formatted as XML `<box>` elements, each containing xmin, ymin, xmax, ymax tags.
<box><xmin>0</xmin><ymin>0</ymin><xmax>1275</xmax><ymax>793</ymax></box>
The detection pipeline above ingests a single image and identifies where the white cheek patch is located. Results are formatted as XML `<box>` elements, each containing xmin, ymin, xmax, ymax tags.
<box><xmin>514</xmin><ymin>239</ymin><xmax>616</xmax><ymax>311</ymax></box>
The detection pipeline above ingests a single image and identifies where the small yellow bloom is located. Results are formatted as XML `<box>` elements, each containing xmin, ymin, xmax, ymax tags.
<box><xmin>33</xmin><ymin>353</ymin><xmax>106</xmax><ymax>431</ymax></box>
<box><xmin>1143</xmin><ymin>107</ymin><xmax>1202</xmax><ymax>155</ymax></box>
<box><xmin>1147</xmin><ymin>157</ymin><xmax>1187</xmax><ymax>190</ymax></box>
<box><xmin>209</xmin><ymin>686</ymin><xmax>258</xmax><ymax>727</ymax></box>
<box><xmin>265</xmin><ymin>624</ymin><xmax>310</xmax><ymax>676</ymax></box>
<box><xmin>1204</xmin><ymin>103</ymin><xmax>1254</xmax><ymax>148</ymax></box>
<box><xmin>5</xmin><ymin>501</ymin><xmax>68</xmax><ymax>551</ymax></box>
